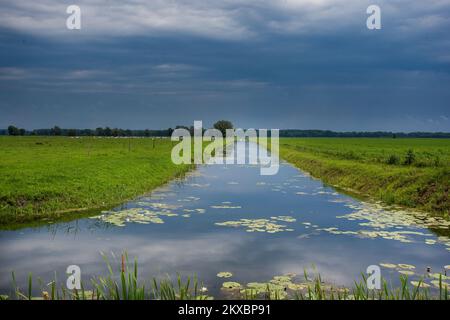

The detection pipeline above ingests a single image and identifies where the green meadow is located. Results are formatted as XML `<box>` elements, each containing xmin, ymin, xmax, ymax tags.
<box><xmin>1</xmin><ymin>136</ymin><xmax>449</xmax><ymax>227</ymax></box>
<box><xmin>278</xmin><ymin>138</ymin><xmax>450</xmax><ymax>217</ymax></box>
<box><xmin>0</xmin><ymin>136</ymin><xmax>192</xmax><ymax>226</ymax></box>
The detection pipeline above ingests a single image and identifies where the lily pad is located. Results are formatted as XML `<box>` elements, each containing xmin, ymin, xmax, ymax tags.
<box><xmin>287</xmin><ymin>283</ymin><xmax>307</xmax><ymax>291</ymax></box>
<box><xmin>215</xmin><ymin>216</ymin><xmax>296</xmax><ymax>233</ymax></box>
<box><xmin>398</xmin><ymin>270</ymin><xmax>415</xmax><ymax>276</ymax></box>
<box><xmin>222</xmin><ymin>282</ymin><xmax>241</xmax><ymax>290</ymax></box>
<box><xmin>410</xmin><ymin>281</ymin><xmax>430</xmax><ymax>288</ymax></box>
<box><xmin>270</xmin><ymin>275</ymin><xmax>293</xmax><ymax>285</ymax></box>
<box><xmin>211</xmin><ymin>205</ymin><xmax>242</xmax><ymax>209</ymax></box>
<box><xmin>336</xmin><ymin>201</ymin><xmax>450</xmax><ymax>236</ymax></box>
<box><xmin>247</xmin><ymin>282</ymin><xmax>284</xmax><ymax>292</ymax></box>
<box><xmin>429</xmin><ymin>273</ymin><xmax>449</xmax><ymax>280</ymax></box>
<box><xmin>271</xmin><ymin>216</ymin><xmax>296</xmax><ymax>223</ymax></box>
<box><xmin>196</xmin><ymin>295</ymin><xmax>214</xmax><ymax>300</ymax></box>
<box><xmin>217</xmin><ymin>272</ymin><xmax>233</xmax><ymax>278</ymax></box>
<box><xmin>380</xmin><ymin>263</ymin><xmax>397</xmax><ymax>269</ymax></box>
<box><xmin>430</xmin><ymin>280</ymin><xmax>450</xmax><ymax>288</ymax></box>
<box><xmin>92</xmin><ymin>208</ymin><xmax>176</xmax><ymax>227</ymax></box>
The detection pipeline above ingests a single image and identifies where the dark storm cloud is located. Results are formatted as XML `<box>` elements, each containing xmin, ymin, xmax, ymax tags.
<box><xmin>0</xmin><ymin>0</ymin><xmax>449</xmax><ymax>131</ymax></box>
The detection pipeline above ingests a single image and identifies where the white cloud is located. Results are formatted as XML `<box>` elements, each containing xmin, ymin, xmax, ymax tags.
<box><xmin>0</xmin><ymin>67</ymin><xmax>31</xmax><ymax>80</ymax></box>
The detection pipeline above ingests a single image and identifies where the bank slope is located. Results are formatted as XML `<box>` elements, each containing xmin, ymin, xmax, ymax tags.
<box><xmin>277</xmin><ymin>138</ymin><xmax>449</xmax><ymax>217</ymax></box>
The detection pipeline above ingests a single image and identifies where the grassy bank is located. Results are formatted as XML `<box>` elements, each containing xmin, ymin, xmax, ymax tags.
<box><xmin>276</xmin><ymin>138</ymin><xmax>450</xmax><ymax>217</ymax></box>
<box><xmin>0</xmin><ymin>136</ymin><xmax>192</xmax><ymax>226</ymax></box>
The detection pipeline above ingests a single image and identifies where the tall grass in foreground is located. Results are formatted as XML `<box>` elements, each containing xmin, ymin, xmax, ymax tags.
<box><xmin>10</xmin><ymin>253</ymin><xmax>208</xmax><ymax>301</ymax></box>
<box><xmin>6</xmin><ymin>255</ymin><xmax>449</xmax><ymax>300</ymax></box>
<box><xmin>290</xmin><ymin>273</ymin><xmax>449</xmax><ymax>300</ymax></box>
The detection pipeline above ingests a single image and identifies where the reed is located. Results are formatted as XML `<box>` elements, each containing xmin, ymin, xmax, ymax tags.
<box><xmin>7</xmin><ymin>257</ymin><xmax>449</xmax><ymax>300</ymax></box>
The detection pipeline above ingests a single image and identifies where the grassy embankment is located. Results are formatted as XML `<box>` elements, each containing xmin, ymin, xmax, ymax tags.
<box><xmin>275</xmin><ymin>138</ymin><xmax>449</xmax><ymax>217</ymax></box>
<box><xmin>0</xmin><ymin>136</ymin><xmax>193</xmax><ymax>227</ymax></box>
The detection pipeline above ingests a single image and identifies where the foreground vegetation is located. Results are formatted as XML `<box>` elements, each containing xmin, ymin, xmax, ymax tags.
<box><xmin>277</xmin><ymin>138</ymin><xmax>450</xmax><ymax>217</ymax></box>
<box><xmin>0</xmin><ymin>136</ymin><xmax>193</xmax><ymax>226</ymax></box>
<box><xmin>4</xmin><ymin>254</ymin><xmax>448</xmax><ymax>300</ymax></box>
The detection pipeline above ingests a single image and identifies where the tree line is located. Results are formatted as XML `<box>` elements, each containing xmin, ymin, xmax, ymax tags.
<box><xmin>2</xmin><ymin>124</ymin><xmax>450</xmax><ymax>138</ymax></box>
<box><xmin>2</xmin><ymin>121</ymin><xmax>234</xmax><ymax>137</ymax></box>
<box><xmin>4</xmin><ymin>125</ymin><xmax>175</xmax><ymax>137</ymax></box>
<box><xmin>278</xmin><ymin>130</ymin><xmax>450</xmax><ymax>138</ymax></box>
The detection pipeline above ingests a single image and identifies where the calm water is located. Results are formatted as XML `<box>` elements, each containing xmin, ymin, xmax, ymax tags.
<box><xmin>0</xmin><ymin>142</ymin><xmax>449</xmax><ymax>297</ymax></box>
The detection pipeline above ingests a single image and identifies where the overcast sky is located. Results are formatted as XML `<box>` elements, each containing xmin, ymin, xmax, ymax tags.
<box><xmin>0</xmin><ymin>0</ymin><xmax>449</xmax><ymax>131</ymax></box>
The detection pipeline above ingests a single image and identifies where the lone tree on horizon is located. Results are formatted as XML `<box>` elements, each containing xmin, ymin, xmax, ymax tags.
<box><xmin>213</xmin><ymin>120</ymin><xmax>233</xmax><ymax>136</ymax></box>
<box><xmin>7</xmin><ymin>125</ymin><xmax>26</xmax><ymax>136</ymax></box>
<box><xmin>8</xmin><ymin>125</ymin><xmax>20</xmax><ymax>136</ymax></box>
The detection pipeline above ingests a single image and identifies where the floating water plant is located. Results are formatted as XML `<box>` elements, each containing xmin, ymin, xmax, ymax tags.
<box><xmin>92</xmin><ymin>207</ymin><xmax>178</xmax><ymax>227</ymax></box>
<box><xmin>136</xmin><ymin>202</ymin><xmax>181</xmax><ymax>210</ymax></box>
<box><xmin>431</xmin><ymin>280</ymin><xmax>449</xmax><ymax>289</ymax></box>
<box><xmin>429</xmin><ymin>273</ymin><xmax>449</xmax><ymax>280</ymax></box>
<box><xmin>217</xmin><ymin>272</ymin><xmax>233</xmax><ymax>278</ymax></box>
<box><xmin>317</xmin><ymin>225</ymin><xmax>437</xmax><ymax>244</ymax></box>
<box><xmin>210</xmin><ymin>204</ymin><xmax>242</xmax><ymax>209</ymax></box>
<box><xmin>222</xmin><ymin>282</ymin><xmax>241</xmax><ymax>290</ymax></box>
<box><xmin>410</xmin><ymin>281</ymin><xmax>430</xmax><ymax>288</ymax></box>
<box><xmin>215</xmin><ymin>216</ymin><xmax>296</xmax><ymax>233</ymax></box>
<box><xmin>183</xmin><ymin>208</ymin><xmax>205</xmax><ymax>214</ymax></box>
<box><xmin>380</xmin><ymin>263</ymin><xmax>397</xmax><ymax>269</ymax></box>
<box><xmin>337</xmin><ymin>202</ymin><xmax>450</xmax><ymax>240</ymax></box>
<box><xmin>271</xmin><ymin>216</ymin><xmax>296</xmax><ymax>223</ymax></box>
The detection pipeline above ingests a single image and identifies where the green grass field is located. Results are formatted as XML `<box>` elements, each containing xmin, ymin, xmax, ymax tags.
<box><xmin>1</xmin><ymin>136</ymin><xmax>449</xmax><ymax>227</ymax></box>
<box><xmin>278</xmin><ymin>138</ymin><xmax>450</xmax><ymax>217</ymax></box>
<box><xmin>0</xmin><ymin>136</ymin><xmax>192</xmax><ymax>226</ymax></box>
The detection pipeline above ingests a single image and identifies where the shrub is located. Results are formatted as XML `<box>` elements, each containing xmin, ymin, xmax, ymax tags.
<box><xmin>434</xmin><ymin>156</ymin><xmax>441</xmax><ymax>167</ymax></box>
<box><xmin>404</xmin><ymin>149</ymin><xmax>415</xmax><ymax>165</ymax></box>
<box><xmin>386</xmin><ymin>154</ymin><xmax>400</xmax><ymax>165</ymax></box>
